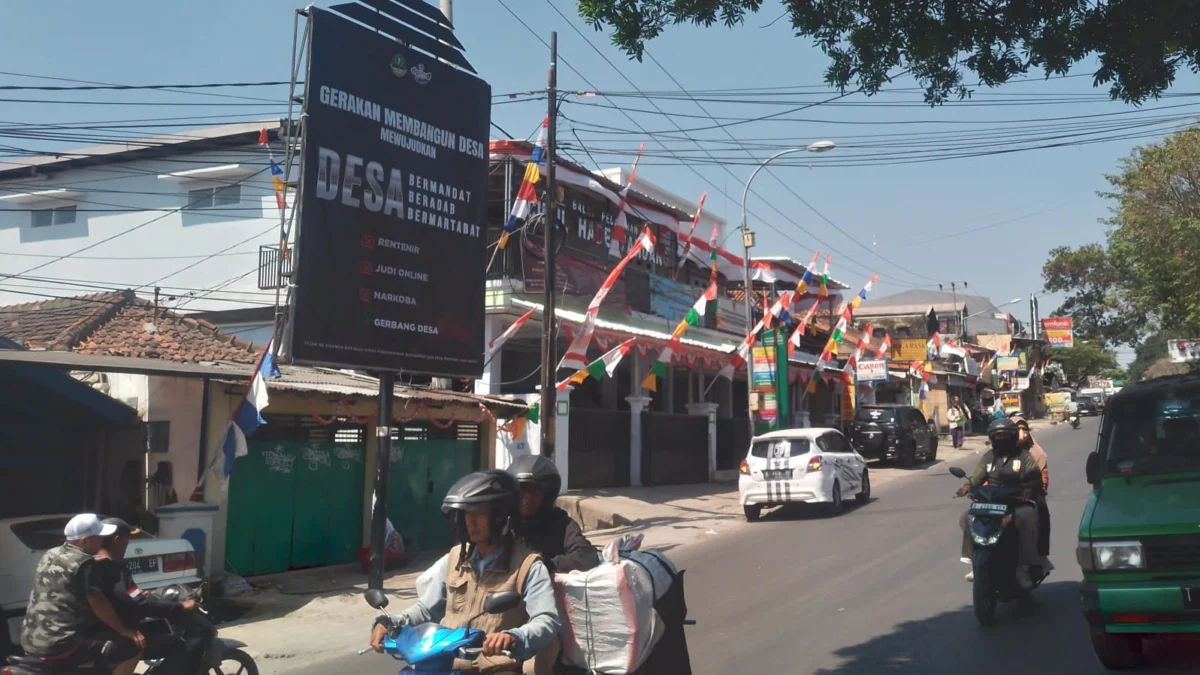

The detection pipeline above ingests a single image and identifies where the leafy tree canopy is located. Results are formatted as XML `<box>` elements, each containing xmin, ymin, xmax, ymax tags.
<box><xmin>1041</xmin><ymin>243</ymin><xmax>1141</xmax><ymax>348</ymax></box>
<box><xmin>1052</xmin><ymin>342</ymin><xmax>1118</xmax><ymax>388</ymax></box>
<box><xmin>577</xmin><ymin>0</ymin><xmax>1200</xmax><ymax>104</ymax></box>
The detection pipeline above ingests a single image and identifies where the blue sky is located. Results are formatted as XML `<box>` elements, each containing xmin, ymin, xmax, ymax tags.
<box><xmin>5</xmin><ymin>0</ymin><xmax>1196</xmax><ymax>362</ymax></box>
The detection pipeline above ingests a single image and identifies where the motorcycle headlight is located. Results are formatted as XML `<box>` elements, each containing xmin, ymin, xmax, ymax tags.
<box><xmin>972</xmin><ymin>532</ymin><xmax>1003</xmax><ymax>546</ymax></box>
<box><xmin>1091</xmin><ymin>541</ymin><xmax>1145</xmax><ymax>570</ymax></box>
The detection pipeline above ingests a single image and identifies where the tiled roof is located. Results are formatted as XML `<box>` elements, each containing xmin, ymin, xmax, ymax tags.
<box><xmin>0</xmin><ymin>290</ymin><xmax>259</xmax><ymax>364</ymax></box>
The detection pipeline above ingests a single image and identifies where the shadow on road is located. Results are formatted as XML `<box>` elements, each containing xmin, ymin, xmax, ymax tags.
<box><xmin>812</xmin><ymin>581</ymin><xmax>1200</xmax><ymax>674</ymax></box>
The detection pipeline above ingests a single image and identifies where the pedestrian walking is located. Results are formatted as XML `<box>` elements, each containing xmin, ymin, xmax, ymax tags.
<box><xmin>948</xmin><ymin>397</ymin><xmax>965</xmax><ymax>449</ymax></box>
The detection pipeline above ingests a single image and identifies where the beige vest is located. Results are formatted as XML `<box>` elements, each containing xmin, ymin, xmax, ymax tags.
<box><xmin>443</xmin><ymin>538</ymin><xmax>541</xmax><ymax>673</ymax></box>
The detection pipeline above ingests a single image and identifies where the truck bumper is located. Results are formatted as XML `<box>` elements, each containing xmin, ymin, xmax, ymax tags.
<box><xmin>1082</xmin><ymin>579</ymin><xmax>1200</xmax><ymax>634</ymax></box>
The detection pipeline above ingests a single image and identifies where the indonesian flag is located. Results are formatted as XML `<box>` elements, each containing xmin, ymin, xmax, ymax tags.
<box><xmin>485</xmin><ymin>307</ymin><xmax>537</xmax><ymax>361</ymax></box>
<box><xmin>498</xmin><ymin>117</ymin><xmax>547</xmax><ymax>250</ymax></box>
<box><xmin>927</xmin><ymin>331</ymin><xmax>942</xmax><ymax>358</ymax></box>
<box><xmin>558</xmin><ymin>338</ymin><xmax>635</xmax><ymax>391</ymax></box>
<box><xmin>876</xmin><ymin>334</ymin><xmax>892</xmax><ymax>358</ymax></box>
<box><xmin>717</xmin><ymin>331</ymin><xmax>757</xmax><ymax>381</ymax></box>
<box><xmin>793</xmin><ymin>250</ymin><xmax>821</xmax><ymax>296</ymax></box>
<box><xmin>786</xmin><ymin>296</ymin><xmax>823</xmax><ymax>355</ymax></box>
<box><xmin>558</xmin><ymin>227</ymin><xmax>656</xmax><ymax>371</ymax></box>
<box><xmin>673</xmin><ymin>192</ymin><xmax>707</xmax><ymax>280</ymax></box>
<box><xmin>610</xmin><ymin>144</ymin><xmax>645</xmax><ymax>248</ymax></box>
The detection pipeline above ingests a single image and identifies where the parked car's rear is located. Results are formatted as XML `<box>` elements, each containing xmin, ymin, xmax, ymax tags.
<box><xmin>1</xmin><ymin>514</ymin><xmax>201</xmax><ymax>653</ymax></box>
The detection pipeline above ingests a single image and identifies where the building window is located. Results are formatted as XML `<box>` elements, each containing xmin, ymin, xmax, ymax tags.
<box><xmin>31</xmin><ymin>206</ymin><xmax>77</xmax><ymax>228</ymax></box>
<box><xmin>186</xmin><ymin>184</ymin><xmax>241</xmax><ymax>209</ymax></box>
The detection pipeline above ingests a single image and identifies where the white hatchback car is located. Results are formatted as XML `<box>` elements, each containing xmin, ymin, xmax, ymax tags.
<box><xmin>738</xmin><ymin>428</ymin><xmax>871</xmax><ymax>521</ymax></box>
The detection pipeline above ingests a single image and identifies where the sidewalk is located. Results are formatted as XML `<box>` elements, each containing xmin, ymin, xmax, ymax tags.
<box><xmin>216</xmin><ymin>438</ymin><xmax>989</xmax><ymax>673</ymax></box>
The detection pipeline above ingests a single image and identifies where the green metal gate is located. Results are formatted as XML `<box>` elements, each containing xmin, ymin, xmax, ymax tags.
<box><xmin>225</xmin><ymin>417</ymin><xmax>366</xmax><ymax>576</ymax></box>
<box><xmin>386</xmin><ymin>422</ymin><xmax>480</xmax><ymax>552</ymax></box>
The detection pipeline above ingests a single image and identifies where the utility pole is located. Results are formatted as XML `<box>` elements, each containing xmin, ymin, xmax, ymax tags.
<box><xmin>950</xmin><ymin>282</ymin><xmax>958</xmax><ymax>337</ymax></box>
<box><xmin>539</xmin><ymin>32</ymin><xmax>558</xmax><ymax>461</ymax></box>
<box><xmin>1029</xmin><ymin>293</ymin><xmax>1037</xmax><ymax>340</ymax></box>
<box><xmin>740</xmin><ymin>228</ymin><xmax>755</xmax><ymax>439</ymax></box>
<box><xmin>368</xmin><ymin>373</ymin><xmax>393</xmax><ymax>590</ymax></box>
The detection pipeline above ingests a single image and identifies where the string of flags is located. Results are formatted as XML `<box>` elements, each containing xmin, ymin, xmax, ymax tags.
<box><xmin>807</xmin><ymin>274</ymin><xmax>878</xmax><ymax>394</ymax></box>
<box><xmin>498</xmin><ymin>116</ymin><xmax>547</xmax><ymax>250</ymax></box>
<box><xmin>559</xmin><ymin>338</ymin><xmax>636</xmax><ymax>391</ymax></box>
<box><xmin>641</xmin><ymin>282</ymin><xmax>718</xmax><ymax>391</ymax></box>
<box><xmin>673</xmin><ymin>192</ymin><xmax>707</xmax><ymax>280</ymax></box>
<box><xmin>609</xmin><ymin>143</ymin><xmax>645</xmax><ymax>249</ymax></box>
<box><xmin>485</xmin><ymin>306</ymin><xmax>537</xmax><ymax>362</ymax></box>
<box><xmin>559</xmin><ymin>226</ymin><xmax>657</xmax><ymax>371</ymax></box>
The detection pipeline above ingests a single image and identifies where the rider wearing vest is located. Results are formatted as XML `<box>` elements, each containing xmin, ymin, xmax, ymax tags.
<box><xmin>956</xmin><ymin>418</ymin><xmax>1044</xmax><ymax>588</ymax></box>
<box><xmin>21</xmin><ymin>514</ymin><xmax>145</xmax><ymax>675</ymax></box>
<box><xmin>369</xmin><ymin>470</ymin><xmax>562</xmax><ymax>674</ymax></box>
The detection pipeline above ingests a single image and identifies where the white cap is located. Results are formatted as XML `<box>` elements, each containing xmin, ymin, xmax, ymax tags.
<box><xmin>64</xmin><ymin>514</ymin><xmax>117</xmax><ymax>541</ymax></box>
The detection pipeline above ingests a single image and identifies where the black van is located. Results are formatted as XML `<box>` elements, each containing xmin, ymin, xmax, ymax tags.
<box><xmin>849</xmin><ymin>404</ymin><xmax>937</xmax><ymax>467</ymax></box>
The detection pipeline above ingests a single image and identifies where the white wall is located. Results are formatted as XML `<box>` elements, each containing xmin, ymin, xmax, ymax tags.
<box><xmin>0</xmin><ymin>144</ymin><xmax>290</xmax><ymax>313</ymax></box>
<box><xmin>146</xmin><ymin>376</ymin><xmax>206</xmax><ymax>502</ymax></box>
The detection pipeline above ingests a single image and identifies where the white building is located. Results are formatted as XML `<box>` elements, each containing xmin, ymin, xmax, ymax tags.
<box><xmin>0</xmin><ymin>121</ymin><xmax>291</xmax><ymax>325</ymax></box>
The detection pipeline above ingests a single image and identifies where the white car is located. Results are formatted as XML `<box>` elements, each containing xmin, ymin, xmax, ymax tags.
<box><xmin>1</xmin><ymin>514</ymin><xmax>203</xmax><ymax>652</ymax></box>
<box><xmin>738</xmin><ymin>428</ymin><xmax>871</xmax><ymax>521</ymax></box>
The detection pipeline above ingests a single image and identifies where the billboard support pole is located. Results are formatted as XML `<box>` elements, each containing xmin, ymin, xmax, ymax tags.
<box><xmin>368</xmin><ymin>372</ymin><xmax>394</xmax><ymax>590</ymax></box>
<box><xmin>539</xmin><ymin>32</ymin><xmax>559</xmax><ymax>461</ymax></box>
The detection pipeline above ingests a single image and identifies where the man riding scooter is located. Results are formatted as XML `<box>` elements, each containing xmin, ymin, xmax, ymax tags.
<box><xmin>18</xmin><ymin>514</ymin><xmax>143</xmax><ymax>675</ymax></box>
<box><xmin>507</xmin><ymin>455</ymin><xmax>600</xmax><ymax>575</ymax></box>
<box><xmin>369</xmin><ymin>470</ymin><xmax>561</xmax><ymax>674</ymax></box>
<box><xmin>91</xmin><ymin>519</ymin><xmax>198</xmax><ymax>663</ymax></box>
<box><xmin>956</xmin><ymin>418</ymin><xmax>1044</xmax><ymax>588</ymax></box>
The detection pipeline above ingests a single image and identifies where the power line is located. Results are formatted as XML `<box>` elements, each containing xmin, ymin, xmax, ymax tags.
<box><xmin>0</xmin><ymin>80</ymin><xmax>297</xmax><ymax>92</ymax></box>
<box><xmin>534</xmin><ymin>0</ymin><xmax>937</xmax><ymax>288</ymax></box>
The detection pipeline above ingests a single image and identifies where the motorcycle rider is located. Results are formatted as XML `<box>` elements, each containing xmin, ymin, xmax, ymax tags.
<box><xmin>369</xmin><ymin>470</ymin><xmax>561</xmax><ymax>674</ymax></box>
<box><xmin>92</xmin><ymin>518</ymin><xmax>198</xmax><ymax>662</ymax></box>
<box><xmin>1009</xmin><ymin>417</ymin><xmax>1054</xmax><ymax>573</ymax></box>
<box><xmin>1067</xmin><ymin>397</ymin><xmax>1080</xmax><ymax>423</ymax></box>
<box><xmin>507</xmin><ymin>455</ymin><xmax>600</xmax><ymax>574</ymax></box>
<box><xmin>20</xmin><ymin>514</ymin><xmax>144</xmax><ymax>675</ymax></box>
<box><xmin>955</xmin><ymin>418</ymin><xmax>1044</xmax><ymax>589</ymax></box>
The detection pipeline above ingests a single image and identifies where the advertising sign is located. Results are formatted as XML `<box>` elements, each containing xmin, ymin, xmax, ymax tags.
<box><xmin>1044</xmin><ymin>392</ymin><xmax>1070</xmax><ymax>412</ymax></box>
<box><xmin>891</xmin><ymin>338</ymin><xmax>928</xmax><ymax>362</ymax></box>
<box><xmin>997</xmin><ymin>356</ymin><xmax>1020</xmax><ymax>372</ymax></box>
<box><xmin>289</xmin><ymin>9</ymin><xmax>490</xmax><ymax>376</ymax></box>
<box><xmin>856</xmin><ymin>358</ymin><xmax>890</xmax><ymax>382</ymax></box>
<box><xmin>1001</xmin><ymin>391</ymin><xmax>1022</xmax><ymax>413</ymax></box>
<box><xmin>1041</xmin><ymin>317</ymin><xmax>1074</xmax><ymax>348</ymax></box>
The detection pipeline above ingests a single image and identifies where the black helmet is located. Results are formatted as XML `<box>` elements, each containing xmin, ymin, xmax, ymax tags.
<box><xmin>987</xmin><ymin>417</ymin><xmax>1020</xmax><ymax>455</ymax></box>
<box><xmin>507</xmin><ymin>455</ymin><xmax>562</xmax><ymax>508</ymax></box>
<box><xmin>441</xmin><ymin>470</ymin><xmax>520</xmax><ymax>544</ymax></box>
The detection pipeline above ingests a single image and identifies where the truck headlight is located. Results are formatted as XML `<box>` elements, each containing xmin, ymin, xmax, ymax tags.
<box><xmin>1091</xmin><ymin>540</ymin><xmax>1145</xmax><ymax>570</ymax></box>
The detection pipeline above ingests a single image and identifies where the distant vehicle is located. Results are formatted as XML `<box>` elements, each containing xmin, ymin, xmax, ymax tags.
<box><xmin>739</xmin><ymin>428</ymin><xmax>870</xmax><ymax>521</ymax></box>
<box><xmin>1076</xmin><ymin>396</ymin><xmax>1100</xmax><ymax>417</ymax></box>
<box><xmin>1078</xmin><ymin>374</ymin><xmax>1200</xmax><ymax>669</ymax></box>
<box><xmin>1</xmin><ymin>514</ymin><xmax>202</xmax><ymax>654</ymax></box>
<box><xmin>848</xmin><ymin>404</ymin><xmax>937</xmax><ymax>467</ymax></box>
<box><xmin>1080</xmin><ymin>387</ymin><xmax>1107</xmax><ymax>409</ymax></box>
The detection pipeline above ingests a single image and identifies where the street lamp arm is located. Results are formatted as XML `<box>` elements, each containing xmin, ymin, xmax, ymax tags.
<box><xmin>740</xmin><ymin>147</ymin><xmax>818</xmax><ymax>231</ymax></box>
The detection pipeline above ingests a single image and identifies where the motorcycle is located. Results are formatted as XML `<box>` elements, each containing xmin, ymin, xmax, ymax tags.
<box><xmin>1069</xmin><ymin>414</ymin><xmax>1080</xmax><ymax>429</ymax></box>
<box><xmin>361</xmin><ymin>588</ymin><xmax>523</xmax><ymax>674</ymax></box>
<box><xmin>950</xmin><ymin>467</ymin><xmax>1048</xmax><ymax>626</ymax></box>
<box><xmin>4</xmin><ymin>585</ymin><xmax>256</xmax><ymax>675</ymax></box>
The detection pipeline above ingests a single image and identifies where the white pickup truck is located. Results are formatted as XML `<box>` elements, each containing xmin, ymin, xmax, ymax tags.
<box><xmin>0</xmin><ymin>514</ymin><xmax>203</xmax><ymax>653</ymax></box>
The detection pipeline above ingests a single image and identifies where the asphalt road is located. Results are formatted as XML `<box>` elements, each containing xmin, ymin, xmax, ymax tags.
<box><xmin>286</xmin><ymin>417</ymin><xmax>1199</xmax><ymax>674</ymax></box>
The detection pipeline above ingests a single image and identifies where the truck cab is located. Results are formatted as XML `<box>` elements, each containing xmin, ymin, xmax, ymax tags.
<box><xmin>1076</xmin><ymin>374</ymin><xmax>1200</xmax><ymax>669</ymax></box>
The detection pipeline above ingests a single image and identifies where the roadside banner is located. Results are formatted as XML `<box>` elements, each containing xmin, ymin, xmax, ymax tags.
<box><xmin>1041</xmin><ymin>317</ymin><xmax>1074</xmax><ymax>348</ymax></box>
<box><xmin>856</xmin><ymin>359</ymin><xmax>889</xmax><ymax>382</ymax></box>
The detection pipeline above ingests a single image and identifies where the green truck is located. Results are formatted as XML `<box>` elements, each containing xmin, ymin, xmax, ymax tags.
<box><xmin>1077</xmin><ymin>373</ymin><xmax>1200</xmax><ymax>670</ymax></box>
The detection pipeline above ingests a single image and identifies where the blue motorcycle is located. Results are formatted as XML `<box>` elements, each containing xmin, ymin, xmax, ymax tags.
<box><xmin>361</xmin><ymin>588</ymin><xmax>521</xmax><ymax>674</ymax></box>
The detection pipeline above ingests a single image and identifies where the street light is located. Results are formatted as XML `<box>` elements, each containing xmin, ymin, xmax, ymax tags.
<box><xmin>965</xmin><ymin>297</ymin><xmax>1023</xmax><ymax>321</ymax></box>
<box><xmin>739</xmin><ymin>141</ymin><xmax>836</xmax><ymax>436</ymax></box>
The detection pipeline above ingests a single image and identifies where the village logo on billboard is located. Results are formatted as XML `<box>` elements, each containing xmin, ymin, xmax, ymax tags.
<box><xmin>390</xmin><ymin>54</ymin><xmax>407</xmax><ymax>77</ymax></box>
<box><xmin>411</xmin><ymin>63</ymin><xmax>432</xmax><ymax>85</ymax></box>
<box><xmin>289</xmin><ymin>8</ymin><xmax>490</xmax><ymax>376</ymax></box>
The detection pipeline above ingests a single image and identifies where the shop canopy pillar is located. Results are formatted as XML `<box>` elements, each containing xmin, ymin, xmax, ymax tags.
<box><xmin>475</xmin><ymin>316</ymin><xmax>505</xmax><ymax>396</ymax></box>
<box><xmin>626</xmin><ymin>395</ymin><xmax>651</xmax><ymax>487</ymax></box>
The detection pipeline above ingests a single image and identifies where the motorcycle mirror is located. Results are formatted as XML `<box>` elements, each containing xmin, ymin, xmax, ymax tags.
<box><xmin>483</xmin><ymin>591</ymin><xmax>522</xmax><ymax>615</ymax></box>
<box><xmin>948</xmin><ymin>467</ymin><xmax>967</xmax><ymax>479</ymax></box>
<box><xmin>364</xmin><ymin>589</ymin><xmax>389</xmax><ymax>610</ymax></box>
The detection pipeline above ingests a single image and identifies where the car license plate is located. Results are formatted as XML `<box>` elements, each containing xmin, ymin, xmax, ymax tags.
<box><xmin>1184</xmin><ymin>588</ymin><xmax>1200</xmax><ymax>611</ymax></box>
<box><xmin>125</xmin><ymin>556</ymin><xmax>159</xmax><ymax>575</ymax></box>
<box><xmin>763</xmin><ymin>469</ymin><xmax>791</xmax><ymax>480</ymax></box>
<box><xmin>969</xmin><ymin>502</ymin><xmax>1008</xmax><ymax>515</ymax></box>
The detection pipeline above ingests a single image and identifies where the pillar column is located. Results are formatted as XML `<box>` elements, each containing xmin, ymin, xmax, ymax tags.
<box><xmin>475</xmin><ymin>315</ymin><xmax>504</xmax><ymax>396</ymax></box>
<box><xmin>686</xmin><ymin>402</ymin><xmax>720</xmax><ymax>482</ymax></box>
<box><xmin>626</xmin><ymin>395</ymin><xmax>651</xmax><ymax>487</ymax></box>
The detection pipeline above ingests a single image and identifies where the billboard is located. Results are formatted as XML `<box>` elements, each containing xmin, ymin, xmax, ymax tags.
<box><xmin>289</xmin><ymin>8</ymin><xmax>490</xmax><ymax>376</ymax></box>
<box><xmin>1041</xmin><ymin>317</ymin><xmax>1074</xmax><ymax>348</ymax></box>
<box><xmin>856</xmin><ymin>359</ymin><xmax>890</xmax><ymax>382</ymax></box>
<box><xmin>997</xmin><ymin>356</ymin><xmax>1020</xmax><ymax>372</ymax></box>
<box><xmin>891</xmin><ymin>338</ymin><xmax>928</xmax><ymax>362</ymax></box>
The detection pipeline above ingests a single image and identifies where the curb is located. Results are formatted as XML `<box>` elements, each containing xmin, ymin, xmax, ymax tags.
<box><xmin>556</xmin><ymin>495</ymin><xmax>636</xmax><ymax>532</ymax></box>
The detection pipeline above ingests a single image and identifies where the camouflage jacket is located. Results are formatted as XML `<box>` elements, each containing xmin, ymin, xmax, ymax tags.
<box><xmin>21</xmin><ymin>543</ymin><xmax>97</xmax><ymax>656</ymax></box>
